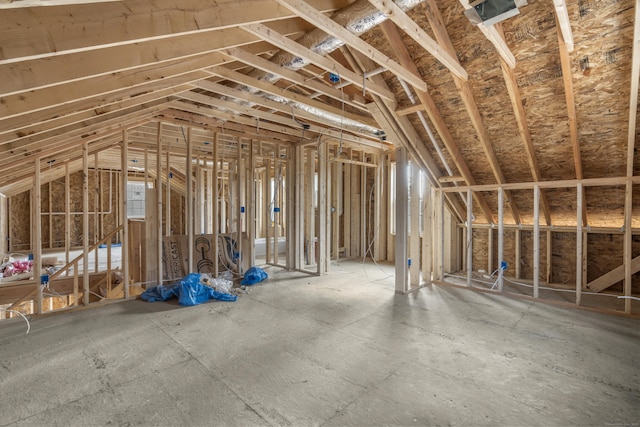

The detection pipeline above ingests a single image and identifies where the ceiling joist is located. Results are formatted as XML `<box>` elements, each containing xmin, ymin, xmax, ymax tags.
<box><xmin>271</xmin><ymin>0</ymin><xmax>428</xmax><ymax>91</ymax></box>
<box><xmin>367</xmin><ymin>0</ymin><xmax>468</xmax><ymax>81</ymax></box>
<box><xmin>241</xmin><ymin>23</ymin><xmax>397</xmax><ymax>101</ymax></box>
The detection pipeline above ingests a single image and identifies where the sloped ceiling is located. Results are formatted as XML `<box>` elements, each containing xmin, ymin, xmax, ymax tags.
<box><xmin>0</xmin><ymin>0</ymin><xmax>638</xmax><ymax>228</ymax></box>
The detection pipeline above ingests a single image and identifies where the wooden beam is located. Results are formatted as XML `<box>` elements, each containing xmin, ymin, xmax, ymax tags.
<box><xmin>586</xmin><ymin>253</ymin><xmax>640</xmax><ymax>294</ymax></box>
<box><xmin>395</xmin><ymin>103</ymin><xmax>427</xmax><ymax>116</ymax></box>
<box><xmin>367</xmin><ymin>0</ymin><xmax>468</xmax><ymax>81</ymax></box>
<box><xmin>82</xmin><ymin>142</ymin><xmax>90</xmax><ymax>305</ymax></box>
<box><xmin>556</xmin><ymin>13</ymin><xmax>587</xmax><ymax>226</ymax></box>
<box><xmin>0</xmin><ymin>102</ymin><xmax>166</xmax><ymax>163</ymax></box>
<box><xmin>240</xmin><ymin>23</ymin><xmax>396</xmax><ymax>101</ymax></box>
<box><xmin>440</xmin><ymin>176</ymin><xmax>640</xmax><ymax>193</ymax></box>
<box><xmin>121</xmin><ymin>130</ymin><xmax>130</xmax><ymax>297</ymax></box>
<box><xmin>533</xmin><ymin>185</ymin><xmax>540</xmax><ymax>298</ymax></box>
<box><xmin>576</xmin><ymin>183</ymin><xmax>583</xmax><ymax>305</ymax></box>
<box><xmin>272</xmin><ymin>0</ymin><xmax>428</xmax><ymax>91</ymax></box>
<box><xmin>466</xmin><ymin>189</ymin><xmax>473</xmax><ymax>286</ymax></box>
<box><xmin>457</xmin><ymin>0</ymin><xmax>516</xmax><ymax>68</ymax></box>
<box><xmin>627</xmin><ymin>0</ymin><xmax>640</xmax><ymax>179</ymax></box>
<box><xmin>379</xmin><ymin>21</ymin><xmax>494</xmax><ymax>223</ymax></box>
<box><xmin>223</xmin><ymin>47</ymin><xmax>368</xmax><ymax>110</ymax></box>
<box><xmin>395</xmin><ymin>146</ymin><xmax>409</xmax><ymax>293</ymax></box>
<box><xmin>33</xmin><ymin>157</ymin><xmax>42</xmax><ymax>314</ymax></box>
<box><xmin>190</xmin><ymin>79</ymin><xmax>378</xmax><ymax>137</ymax></box>
<box><xmin>170</xmin><ymin>99</ymin><xmax>387</xmax><ymax>150</ymax></box>
<box><xmin>0</xmin><ymin>0</ymin><xmax>348</xmax><ymax>59</ymax></box>
<box><xmin>498</xmin><ymin>49</ymin><xmax>552</xmax><ymax>225</ymax></box>
<box><xmin>623</xmin><ymin>180</ymin><xmax>633</xmax><ymax>313</ymax></box>
<box><xmin>553</xmin><ymin>0</ymin><xmax>574</xmax><ymax>52</ymax></box>
<box><xmin>497</xmin><ymin>187</ymin><xmax>504</xmax><ymax>291</ymax></box>
<box><xmin>0</xmin><ymin>28</ymin><xmax>259</xmax><ymax>96</ymax></box>
<box><xmin>206</xmin><ymin>66</ymin><xmax>378</xmax><ymax>127</ymax></box>
<box><xmin>0</xmin><ymin>55</ymin><xmax>221</xmax><ymax>122</ymax></box>
<box><xmin>423</xmin><ymin>0</ymin><xmax>521</xmax><ymax>224</ymax></box>
<box><xmin>0</xmin><ymin>84</ymin><xmax>192</xmax><ymax>146</ymax></box>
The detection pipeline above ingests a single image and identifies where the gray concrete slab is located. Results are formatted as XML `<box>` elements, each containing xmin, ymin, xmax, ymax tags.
<box><xmin>1</xmin><ymin>260</ymin><xmax>638</xmax><ymax>426</ymax></box>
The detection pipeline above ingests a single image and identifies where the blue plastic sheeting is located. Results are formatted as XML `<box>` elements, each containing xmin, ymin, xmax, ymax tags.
<box><xmin>240</xmin><ymin>266</ymin><xmax>268</xmax><ymax>285</ymax></box>
<box><xmin>141</xmin><ymin>273</ymin><xmax>237</xmax><ymax>305</ymax></box>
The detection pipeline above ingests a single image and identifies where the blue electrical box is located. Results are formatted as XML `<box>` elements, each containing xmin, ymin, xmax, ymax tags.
<box><xmin>501</xmin><ymin>261</ymin><xmax>508</xmax><ymax>271</ymax></box>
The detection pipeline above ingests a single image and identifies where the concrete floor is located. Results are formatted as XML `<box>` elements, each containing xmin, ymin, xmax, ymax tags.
<box><xmin>1</xmin><ymin>260</ymin><xmax>639</xmax><ymax>427</ymax></box>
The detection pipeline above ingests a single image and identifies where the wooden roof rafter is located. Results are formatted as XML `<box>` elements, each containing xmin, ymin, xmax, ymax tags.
<box><xmin>627</xmin><ymin>0</ymin><xmax>640</xmax><ymax>179</ymax></box>
<box><xmin>222</xmin><ymin>47</ymin><xmax>369</xmax><ymax>110</ymax></box>
<box><xmin>271</xmin><ymin>0</ymin><xmax>428</xmax><ymax>92</ymax></box>
<box><xmin>457</xmin><ymin>0</ymin><xmax>516</xmax><ymax>68</ymax></box>
<box><xmin>203</xmin><ymin>66</ymin><xmax>378</xmax><ymax>127</ymax></box>
<box><xmin>0</xmin><ymin>0</ymin><xmax>349</xmax><ymax>60</ymax></box>
<box><xmin>332</xmin><ymin>42</ymin><xmax>467</xmax><ymax>221</ymax></box>
<box><xmin>240</xmin><ymin>23</ymin><xmax>397</xmax><ymax>101</ymax></box>
<box><xmin>176</xmin><ymin>88</ymin><xmax>378</xmax><ymax>141</ymax></box>
<box><xmin>171</xmin><ymin>99</ymin><xmax>388</xmax><ymax>150</ymax></box>
<box><xmin>378</xmin><ymin>20</ymin><xmax>494</xmax><ymax>224</ymax></box>
<box><xmin>555</xmin><ymin>13</ymin><xmax>588</xmax><ymax>226</ymax></box>
<box><xmin>0</xmin><ymin>104</ymin><xmax>163</xmax><ymax>170</ymax></box>
<box><xmin>490</xmin><ymin>23</ymin><xmax>552</xmax><ymax>226</ymax></box>
<box><xmin>420</xmin><ymin>2</ymin><xmax>524</xmax><ymax>224</ymax></box>
<box><xmin>154</xmin><ymin>111</ymin><xmax>302</xmax><ymax>146</ymax></box>
<box><xmin>0</xmin><ymin>84</ymin><xmax>195</xmax><ymax>147</ymax></box>
<box><xmin>367</xmin><ymin>0</ymin><xmax>468</xmax><ymax>80</ymax></box>
<box><xmin>553</xmin><ymin>0</ymin><xmax>574</xmax><ymax>53</ymax></box>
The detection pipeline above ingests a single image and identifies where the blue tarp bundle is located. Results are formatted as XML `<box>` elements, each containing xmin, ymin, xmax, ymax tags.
<box><xmin>141</xmin><ymin>273</ymin><xmax>237</xmax><ymax>305</ymax></box>
<box><xmin>240</xmin><ymin>266</ymin><xmax>268</xmax><ymax>285</ymax></box>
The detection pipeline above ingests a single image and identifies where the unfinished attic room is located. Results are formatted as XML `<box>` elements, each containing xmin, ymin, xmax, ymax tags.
<box><xmin>1</xmin><ymin>0</ymin><xmax>640</xmax><ymax>425</ymax></box>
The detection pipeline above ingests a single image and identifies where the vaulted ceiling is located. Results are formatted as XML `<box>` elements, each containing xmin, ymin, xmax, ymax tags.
<box><xmin>1</xmin><ymin>0</ymin><xmax>638</xmax><ymax>228</ymax></box>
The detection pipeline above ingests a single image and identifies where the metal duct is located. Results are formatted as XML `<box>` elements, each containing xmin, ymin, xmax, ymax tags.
<box><xmin>230</xmin><ymin>0</ymin><xmax>426</xmax><ymax>138</ymax></box>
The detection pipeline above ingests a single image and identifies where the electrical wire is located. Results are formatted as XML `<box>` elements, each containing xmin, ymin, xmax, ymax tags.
<box><xmin>5</xmin><ymin>310</ymin><xmax>30</xmax><ymax>334</ymax></box>
<box><xmin>444</xmin><ymin>272</ymin><xmax>629</xmax><ymax>299</ymax></box>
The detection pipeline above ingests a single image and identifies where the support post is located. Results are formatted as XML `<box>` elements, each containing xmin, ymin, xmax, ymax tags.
<box><xmin>166</xmin><ymin>150</ymin><xmax>171</xmax><ymax>236</ymax></box>
<box><xmin>515</xmin><ymin>228</ymin><xmax>521</xmax><ymax>279</ymax></box>
<box><xmin>212</xmin><ymin>133</ymin><xmax>219</xmax><ymax>277</ymax></box>
<box><xmin>373</xmin><ymin>155</ymin><xmax>382</xmax><ymax>261</ymax></box>
<box><xmin>65</xmin><ymin>162</ymin><xmax>70</xmax><ymax>276</ymax></box>
<box><xmin>361</xmin><ymin>161</ymin><xmax>366</xmax><ymax>261</ymax></box>
<box><xmin>265</xmin><ymin>157</ymin><xmax>272</xmax><ymax>264</ymax></box>
<box><xmin>395</xmin><ymin>147</ymin><xmax>408</xmax><ymax>294</ymax></box>
<box><xmin>422</xmin><ymin>176</ymin><xmax>433</xmax><ymax>285</ymax></box>
<box><xmin>332</xmin><ymin>159</ymin><xmax>341</xmax><ymax>260</ymax></box>
<box><xmin>439</xmin><ymin>189</ymin><xmax>445</xmax><ymax>281</ymax></box>
<box><xmin>546</xmin><ymin>229</ymin><xmax>552</xmax><ymax>283</ymax></box>
<box><xmin>623</xmin><ymin>180</ymin><xmax>632</xmax><ymax>313</ymax></box>
<box><xmin>186</xmin><ymin>127</ymin><xmax>193</xmax><ymax>272</ymax></box>
<box><xmin>157</xmin><ymin>125</ymin><xmax>163</xmax><ymax>284</ymax></box>
<box><xmin>576</xmin><ymin>183</ymin><xmax>583</xmax><ymax>306</ymax></box>
<box><xmin>318</xmin><ymin>139</ymin><xmax>328</xmax><ymax>274</ymax></box>
<box><xmin>34</xmin><ymin>158</ymin><xmax>42</xmax><ymax>314</ymax></box>
<box><xmin>498</xmin><ymin>186</ymin><xmax>504</xmax><ymax>291</ymax></box>
<box><xmin>295</xmin><ymin>145</ymin><xmax>304</xmax><ymax>269</ymax></box>
<box><xmin>121</xmin><ymin>130</ymin><xmax>129</xmax><ymax>298</ymax></box>
<box><xmin>533</xmin><ymin>185</ymin><xmax>540</xmax><ymax>298</ymax></box>
<box><xmin>487</xmin><ymin>228</ymin><xmax>493</xmax><ymax>275</ymax></box>
<box><xmin>286</xmin><ymin>145</ymin><xmax>296</xmax><ymax>270</ymax></box>
<box><xmin>410</xmin><ymin>162</ymin><xmax>421</xmax><ymax>287</ymax></box>
<box><xmin>237</xmin><ymin>140</ymin><xmax>244</xmax><ymax>274</ymax></box>
<box><xmin>248</xmin><ymin>140</ymin><xmax>256</xmax><ymax>268</ymax></box>
<box><xmin>466</xmin><ymin>189</ymin><xmax>473</xmax><ymax>287</ymax></box>
<box><xmin>83</xmin><ymin>143</ymin><xmax>90</xmax><ymax>305</ymax></box>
